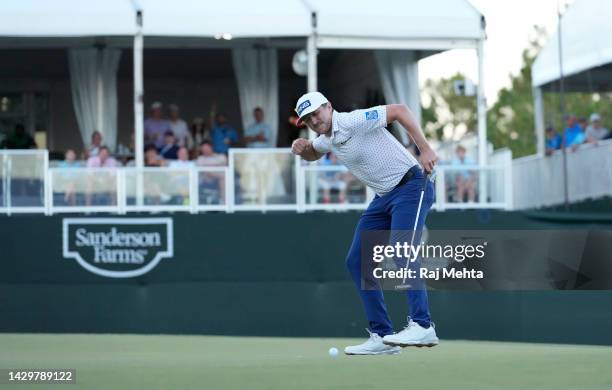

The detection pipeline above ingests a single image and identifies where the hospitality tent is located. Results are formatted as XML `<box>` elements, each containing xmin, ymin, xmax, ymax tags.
<box><xmin>0</xmin><ymin>0</ymin><xmax>486</xmax><ymax>167</ymax></box>
<box><xmin>531</xmin><ymin>0</ymin><xmax>612</xmax><ymax>155</ymax></box>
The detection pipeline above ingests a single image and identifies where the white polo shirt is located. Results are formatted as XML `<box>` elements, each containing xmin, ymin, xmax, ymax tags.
<box><xmin>312</xmin><ymin>105</ymin><xmax>419</xmax><ymax>196</ymax></box>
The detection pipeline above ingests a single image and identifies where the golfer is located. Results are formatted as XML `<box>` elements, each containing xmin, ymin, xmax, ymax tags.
<box><xmin>291</xmin><ymin>92</ymin><xmax>439</xmax><ymax>355</ymax></box>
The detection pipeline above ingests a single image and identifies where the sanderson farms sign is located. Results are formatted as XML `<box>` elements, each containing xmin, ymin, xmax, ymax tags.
<box><xmin>62</xmin><ymin>218</ymin><xmax>174</xmax><ymax>278</ymax></box>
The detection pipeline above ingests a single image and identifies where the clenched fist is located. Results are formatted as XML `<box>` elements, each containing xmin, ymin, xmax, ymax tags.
<box><xmin>291</xmin><ymin>138</ymin><xmax>310</xmax><ymax>155</ymax></box>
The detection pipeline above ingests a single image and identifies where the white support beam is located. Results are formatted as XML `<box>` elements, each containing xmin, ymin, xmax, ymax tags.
<box><xmin>533</xmin><ymin>86</ymin><xmax>545</xmax><ymax>157</ymax></box>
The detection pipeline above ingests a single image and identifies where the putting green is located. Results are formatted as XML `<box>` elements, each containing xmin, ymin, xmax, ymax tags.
<box><xmin>1</xmin><ymin>333</ymin><xmax>611</xmax><ymax>389</ymax></box>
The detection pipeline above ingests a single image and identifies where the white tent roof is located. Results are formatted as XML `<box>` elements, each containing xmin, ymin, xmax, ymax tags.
<box><xmin>0</xmin><ymin>0</ymin><xmax>482</xmax><ymax>47</ymax></box>
<box><xmin>532</xmin><ymin>0</ymin><xmax>612</xmax><ymax>88</ymax></box>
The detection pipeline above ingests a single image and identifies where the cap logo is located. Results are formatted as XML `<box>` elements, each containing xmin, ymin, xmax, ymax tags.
<box><xmin>296</xmin><ymin>100</ymin><xmax>311</xmax><ymax>116</ymax></box>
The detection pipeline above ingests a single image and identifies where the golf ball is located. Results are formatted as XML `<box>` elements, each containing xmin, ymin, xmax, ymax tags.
<box><xmin>328</xmin><ymin>347</ymin><xmax>339</xmax><ymax>357</ymax></box>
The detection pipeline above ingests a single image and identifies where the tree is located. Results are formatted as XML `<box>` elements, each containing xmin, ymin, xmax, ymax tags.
<box><xmin>421</xmin><ymin>73</ymin><xmax>477</xmax><ymax>141</ymax></box>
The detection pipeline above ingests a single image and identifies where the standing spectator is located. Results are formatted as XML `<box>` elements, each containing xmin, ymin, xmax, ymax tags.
<box><xmin>189</xmin><ymin>117</ymin><xmax>209</xmax><ymax>156</ymax></box>
<box><xmin>158</xmin><ymin>131</ymin><xmax>179</xmax><ymax>160</ymax></box>
<box><xmin>243</xmin><ymin>107</ymin><xmax>272</xmax><ymax>148</ymax></box>
<box><xmin>211</xmin><ymin>112</ymin><xmax>238</xmax><ymax>154</ymax></box>
<box><xmin>563</xmin><ymin>115</ymin><xmax>585</xmax><ymax>151</ymax></box>
<box><xmin>451</xmin><ymin>145</ymin><xmax>477</xmax><ymax>203</ymax></box>
<box><xmin>545</xmin><ymin>125</ymin><xmax>562</xmax><ymax>156</ymax></box>
<box><xmin>168</xmin><ymin>104</ymin><xmax>192</xmax><ymax>148</ymax></box>
<box><xmin>86</xmin><ymin>146</ymin><xmax>118</xmax><ymax>168</ymax></box>
<box><xmin>144</xmin><ymin>101</ymin><xmax>171</xmax><ymax>148</ymax></box>
<box><xmin>86</xmin><ymin>130</ymin><xmax>103</xmax><ymax>158</ymax></box>
<box><xmin>586</xmin><ymin>113</ymin><xmax>610</xmax><ymax>144</ymax></box>
<box><xmin>0</xmin><ymin>124</ymin><xmax>36</xmax><ymax>149</ymax></box>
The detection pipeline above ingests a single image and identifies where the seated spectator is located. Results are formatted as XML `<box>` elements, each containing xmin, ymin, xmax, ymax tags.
<box><xmin>563</xmin><ymin>114</ymin><xmax>585</xmax><ymax>151</ymax></box>
<box><xmin>159</xmin><ymin>131</ymin><xmax>179</xmax><ymax>160</ymax></box>
<box><xmin>244</xmin><ymin>107</ymin><xmax>272</xmax><ymax>148</ymax></box>
<box><xmin>86</xmin><ymin>146</ymin><xmax>117</xmax><ymax>168</ymax></box>
<box><xmin>58</xmin><ymin>149</ymin><xmax>81</xmax><ymax>206</ymax></box>
<box><xmin>196</xmin><ymin>140</ymin><xmax>227</xmax><ymax>204</ymax></box>
<box><xmin>318</xmin><ymin>152</ymin><xmax>347</xmax><ymax>203</ymax></box>
<box><xmin>58</xmin><ymin>149</ymin><xmax>81</xmax><ymax>168</ymax></box>
<box><xmin>211</xmin><ymin>112</ymin><xmax>238</xmax><ymax>154</ymax></box>
<box><xmin>86</xmin><ymin>130</ymin><xmax>103</xmax><ymax>158</ymax></box>
<box><xmin>586</xmin><ymin>113</ymin><xmax>610</xmax><ymax>144</ymax></box>
<box><xmin>168</xmin><ymin>104</ymin><xmax>192</xmax><ymax>148</ymax></box>
<box><xmin>144</xmin><ymin>101</ymin><xmax>171</xmax><ymax>148</ymax></box>
<box><xmin>168</xmin><ymin>147</ymin><xmax>194</xmax><ymax>168</ymax></box>
<box><xmin>145</xmin><ymin>144</ymin><xmax>165</xmax><ymax>167</ymax></box>
<box><xmin>0</xmin><ymin>124</ymin><xmax>36</xmax><ymax>149</ymax></box>
<box><xmin>196</xmin><ymin>140</ymin><xmax>227</xmax><ymax>166</ymax></box>
<box><xmin>545</xmin><ymin>125</ymin><xmax>562</xmax><ymax>156</ymax></box>
<box><xmin>451</xmin><ymin>145</ymin><xmax>477</xmax><ymax>203</ymax></box>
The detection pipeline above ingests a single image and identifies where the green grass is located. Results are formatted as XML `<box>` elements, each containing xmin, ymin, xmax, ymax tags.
<box><xmin>1</xmin><ymin>333</ymin><xmax>612</xmax><ymax>390</ymax></box>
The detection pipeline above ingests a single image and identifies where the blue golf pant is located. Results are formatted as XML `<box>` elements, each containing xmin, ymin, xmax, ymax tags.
<box><xmin>345</xmin><ymin>168</ymin><xmax>435</xmax><ymax>336</ymax></box>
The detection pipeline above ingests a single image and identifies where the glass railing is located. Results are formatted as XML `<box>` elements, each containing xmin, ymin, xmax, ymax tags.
<box><xmin>0</xmin><ymin>150</ymin><xmax>48</xmax><ymax>213</ymax></box>
<box><xmin>1</xmin><ymin>149</ymin><xmax>513</xmax><ymax>215</ymax></box>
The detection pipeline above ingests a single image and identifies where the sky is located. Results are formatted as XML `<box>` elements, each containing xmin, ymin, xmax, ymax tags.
<box><xmin>418</xmin><ymin>0</ymin><xmax>572</xmax><ymax>104</ymax></box>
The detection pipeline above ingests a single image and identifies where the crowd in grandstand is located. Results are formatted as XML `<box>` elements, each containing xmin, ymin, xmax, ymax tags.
<box><xmin>545</xmin><ymin>113</ymin><xmax>610</xmax><ymax>156</ymax></box>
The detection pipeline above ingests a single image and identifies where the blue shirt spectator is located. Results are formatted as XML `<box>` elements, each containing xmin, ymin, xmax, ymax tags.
<box><xmin>545</xmin><ymin>126</ymin><xmax>562</xmax><ymax>155</ymax></box>
<box><xmin>211</xmin><ymin>113</ymin><xmax>238</xmax><ymax>153</ymax></box>
<box><xmin>563</xmin><ymin>115</ymin><xmax>585</xmax><ymax>148</ymax></box>
<box><xmin>244</xmin><ymin>107</ymin><xmax>272</xmax><ymax>148</ymax></box>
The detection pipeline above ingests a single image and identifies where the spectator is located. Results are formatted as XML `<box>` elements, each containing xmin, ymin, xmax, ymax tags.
<box><xmin>586</xmin><ymin>113</ymin><xmax>610</xmax><ymax>144</ymax></box>
<box><xmin>196</xmin><ymin>140</ymin><xmax>227</xmax><ymax>204</ymax></box>
<box><xmin>145</xmin><ymin>144</ymin><xmax>165</xmax><ymax>167</ymax></box>
<box><xmin>58</xmin><ymin>149</ymin><xmax>80</xmax><ymax>168</ymax></box>
<box><xmin>86</xmin><ymin>146</ymin><xmax>117</xmax><ymax>168</ymax></box>
<box><xmin>0</xmin><ymin>124</ymin><xmax>36</xmax><ymax>149</ymax></box>
<box><xmin>58</xmin><ymin>149</ymin><xmax>80</xmax><ymax>206</ymax></box>
<box><xmin>86</xmin><ymin>130</ymin><xmax>103</xmax><ymax>158</ymax></box>
<box><xmin>545</xmin><ymin>125</ymin><xmax>562</xmax><ymax>156</ymax></box>
<box><xmin>144</xmin><ymin>101</ymin><xmax>171</xmax><ymax>148</ymax></box>
<box><xmin>318</xmin><ymin>152</ymin><xmax>348</xmax><ymax>203</ymax></box>
<box><xmin>211</xmin><ymin>112</ymin><xmax>238</xmax><ymax>154</ymax></box>
<box><xmin>243</xmin><ymin>107</ymin><xmax>272</xmax><ymax>148</ymax></box>
<box><xmin>168</xmin><ymin>104</ymin><xmax>192</xmax><ymax>148</ymax></box>
<box><xmin>159</xmin><ymin>131</ymin><xmax>179</xmax><ymax>160</ymax></box>
<box><xmin>563</xmin><ymin>115</ymin><xmax>585</xmax><ymax>151</ymax></box>
<box><xmin>189</xmin><ymin>117</ymin><xmax>209</xmax><ymax>155</ymax></box>
<box><xmin>196</xmin><ymin>140</ymin><xmax>227</xmax><ymax>166</ymax></box>
<box><xmin>168</xmin><ymin>147</ymin><xmax>194</xmax><ymax>168</ymax></box>
<box><xmin>451</xmin><ymin>145</ymin><xmax>477</xmax><ymax>203</ymax></box>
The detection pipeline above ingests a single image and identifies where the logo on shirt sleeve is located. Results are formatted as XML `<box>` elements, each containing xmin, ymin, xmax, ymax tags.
<box><xmin>365</xmin><ymin>110</ymin><xmax>379</xmax><ymax>121</ymax></box>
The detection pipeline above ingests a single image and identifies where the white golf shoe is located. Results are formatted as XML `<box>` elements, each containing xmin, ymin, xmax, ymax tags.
<box><xmin>382</xmin><ymin>319</ymin><xmax>439</xmax><ymax>348</ymax></box>
<box><xmin>344</xmin><ymin>329</ymin><xmax>402</xmax><ymax>355</ymax></box>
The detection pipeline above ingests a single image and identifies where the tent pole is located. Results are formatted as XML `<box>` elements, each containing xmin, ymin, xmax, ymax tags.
<box><xmin>133</xmin><ymin>9</ymin><xmax>144</xmax><ymax>170</ymax></box>
<box><xmin>132</xmin><ymin>4</ymin><xmax>145</xmax><ymax>207</ymax></box>
<box><xmin>476</xmin><ymin>37</ymin><xmax>488</xmax><ymax>204</ymax></box>
<box><xmin>533</xmin><ymin>87</ymin><xmax>545</xmax><ymax>156</ymax></box>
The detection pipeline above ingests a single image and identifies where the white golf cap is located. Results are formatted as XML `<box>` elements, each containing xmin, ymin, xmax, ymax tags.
<box><xmin>590</xmin><ymin>113</ymin><xmax>601</xmax><ymax>122</ymax></box>
<box><xmin>295</xmin><ymin>92</ymin><xmax>329</xmax><ymax>121</ymax></box>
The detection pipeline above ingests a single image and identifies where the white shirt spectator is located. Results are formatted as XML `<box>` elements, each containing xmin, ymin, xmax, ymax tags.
<box><xmin>312</xmin><ymin>105</ymin><xmax>418</xmax><ymax>196</ymax></box>
<box><xmin>197</xmin><ymin>154</ymin><xmax>227</xmax><ymax>166</ymax></box>
<box><xmin>170</xmin><ymin>119</ymin><xmax>191</xmax><ymax>147</ymax></box>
